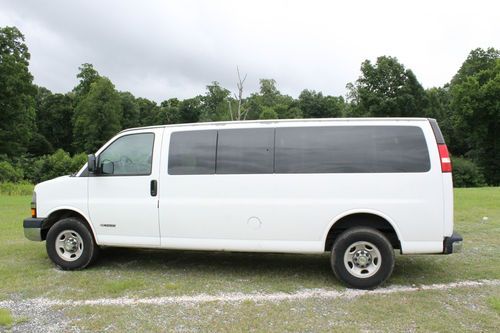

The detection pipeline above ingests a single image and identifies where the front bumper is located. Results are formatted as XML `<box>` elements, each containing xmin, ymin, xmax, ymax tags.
<box><xmin>23</xmin><ymin>217</ymin><xmax>45</xmax><ymax>241</ymax></box>
<box><xmin>443</xmin><ymin>231</ymin><xmax>463</xmax><ymax>254</ymax></box>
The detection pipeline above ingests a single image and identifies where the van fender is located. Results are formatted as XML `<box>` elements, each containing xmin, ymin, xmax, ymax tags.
<box><xmin>322</xmin><ymin>208</ymin><xmax>403</xmax><ymax>246</ymax></box>
<box><xmin>45</xmin><ymin>206</ymin><xmax>97</xmax><ymax>240</ymax></box>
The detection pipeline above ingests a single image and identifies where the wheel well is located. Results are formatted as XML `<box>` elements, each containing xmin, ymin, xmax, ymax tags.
<box><xmin>324</xmin><ymin>213</ymin><xmax>400</xmax><ymax>251</ymax></box>
<box><xmin>41</xmin><ymin>209</ymin><xmax>94</xmax><ymax>241</ymax></box>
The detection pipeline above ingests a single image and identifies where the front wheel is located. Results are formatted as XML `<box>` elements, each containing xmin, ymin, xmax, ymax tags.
<box><xmin>46</xmin><ymin>217</ymin><xmax>99</xmax><ymax>270</ymax></box>
<box><xmin>331</xmin><ymin>227</ymin><xmax>394</xmax><ymax>289</ymax></box>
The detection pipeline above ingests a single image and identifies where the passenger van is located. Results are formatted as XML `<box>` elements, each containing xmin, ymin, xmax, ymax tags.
<box><xmin>23</xmin><ymin>118</ymin><xmax>462</xmax><ymax>289</ymax></box>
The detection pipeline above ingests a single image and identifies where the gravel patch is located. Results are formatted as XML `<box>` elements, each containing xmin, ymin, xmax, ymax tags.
<box><xmin>1</xmin><ymin>279</ymin><xmax>498</xmax><ymax>310</ymax></box>
<box><xmin>1</xmin><ymin>279</ymin><xmax>498</xmax><ymax>332</ymax></box>
<box><xmin>0</xmin><ymin>295</ymin><xmax>75</xmax><ymax>333</ymax></box>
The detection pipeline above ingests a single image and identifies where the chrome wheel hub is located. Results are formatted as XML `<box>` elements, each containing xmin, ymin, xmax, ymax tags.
<box><xmin>64</xmin><ymin>237</ymin><xmax>78</xmax><ymax>252</ymax></box>
<box><xmin>353</xmin><ymin>250</ymin><xmax>372</xmax><ymax>268</ymax></box>
<box><xmin>55</xmin><ymin>230</ymin><xmax>84</xmax><ymax>262</ymax></box>
<box><xmin>344</xmin><ymin>241</ymin><xmax>381</xmax><ymax>278</ymax></box>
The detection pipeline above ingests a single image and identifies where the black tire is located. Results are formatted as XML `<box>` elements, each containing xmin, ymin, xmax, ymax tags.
<box><xmin>46</xmin><ymin>217</ymin><xmax>99</xmax><ymax>270</ymax></box>
<box><xmin>331</xmin><ymin>227</ymin><xmax>394</xmax><ymax>289</ymax></box>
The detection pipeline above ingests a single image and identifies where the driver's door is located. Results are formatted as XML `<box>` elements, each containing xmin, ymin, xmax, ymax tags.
<box><xmin>88</xmin><ymin>129</ymin><xmax>164</xmax><ymax>247</ymax></box>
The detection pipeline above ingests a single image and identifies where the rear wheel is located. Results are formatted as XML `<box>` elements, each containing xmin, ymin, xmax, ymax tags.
<box><xmin>46</xmin><ymin>217</ymin><xmax>99</xmax><ymax>270</ymax></box>
<box><xmin>331</xmin><ymin>227</ymin><xmax>394</xmax><ymax>289</ymax></box>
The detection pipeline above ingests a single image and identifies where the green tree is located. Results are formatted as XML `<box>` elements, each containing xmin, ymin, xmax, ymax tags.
<box><xmin>201</xmin><ymin>82</ymin><xmax>231</xmax><ymax>121</ymax></box>
<box><xmin>73</xmin><ymin>77</ymin><xmax>123</xmax><ymax>152</ymax></box>
<box><xmin>347</xmin><ymin>56</ymin><xmax>427</xmax><ymax>117</ymax></box>
<box><xmin>26</xmin><ymin>86</ymin><xmax>56</xmax><ymax>156</ymax></box>
<box><xmin>0</xmin><ymin>26</ymin><xmax>36</xmax><ymax>156</ymax></box>
<box><xmin>178</xmin><ymin>97</ymin><xmax>202</xmax><ymax>123</ymax></box>
<box><xmin>21</xmin><ymin>149</ymin><xmax>88</xmax><ymax>183</ymax></box>
<box><xmin>34</xmin><ymin>85</ymin><xmax>52</xmax><ymax>114</ymax></box>
<box><xmin>450</xmin><ymin>51</ymin><xmax>500</xmax><ymax>185</ymax></box>
<box><xmin>119</xmin><ymin>92</ymin><xmax>140</xmax><ymax>129</ymax></box>
<box><xmin>37</xmin><ymin>93</ymin><xmax>74</xmax><ymax>153</ymax></box>
<box><xmin>155</xmin><ymin>98</ymin><xmax>181</xmax><ymax>124</ymax></box>
<box><xmin>73</xmin><ymin>63</ymin><xmax>100</xmax><ymax>104</ymax></box>
<box><xmin>245</xmin><ymin>94</ymin><xmax>263</xmax><ymax>120</ymax></box>
<box><xmin>27</xmin><ymin>132</ymin><xmax>54</xmax><ymax>156</ymax></box>
<box><xmin>451</xmin><ymin>157</ymin><xmax>486</xmax><ymax>188</ymax></box>
<box><xmin>451</xmin><ymin>48</ymin><xmax>500</xmax><ymax>86</ymax></box>
<box><xmin>283</xmin><ymin>106</ymin><xmax>303</xmax><ymax>119</ymax></box>
<box><xmin>137</xmin><ymin>97</ymin><xmax>158</xmax><ymax>126</ymax></box>
<box><xmin>259</xmin><ymin>107</ymin><xmax>278</xmax><ymax>119</ymax></box>
<box><xmin>274</xmin><ymin>102</ymin><xmax>303</xmax><ymax>119</ymax></box>
<box><xmin>422</xmin><ymin>86</ymin><xmax>471</xmax><ymax>159</ymax></box>
<box><xmin>156</xmin><ymin>97</ymin><xmax>201</xmax><ymax>124</ymax></box>
<box><xmin>298</xmin><ymin>90</ymin><xmax>344</xmax><ymax>118</ymax></box>
<box><xmin>0</xmin><ymin>160</ymin><xmax>24</xmax><ymax>182</ymax></box>
<box><xmin>424</xmin><ymin>87</ymin><xmax>450</xmax><ymax>122</ymax></box>
<box><xmin>259</xmin><ymin>79</ymin><xmax>280</xmax><ymax>107</ymax></box>
<box><xmin>245</xmin><ymin>79</ymin><xmax>293</xmax><ymax>120</ymax></box>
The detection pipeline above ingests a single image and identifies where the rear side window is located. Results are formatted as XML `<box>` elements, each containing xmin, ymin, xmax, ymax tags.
<box><xmin>275</xmin><ymin>126</ymin><xmax>430</xmax><ymax>173</ymax></box>
<box><xmin>168</xmin><ymin>130</ymin><xmax>217</xmax><ymax>175</ymax></box>
<box><xmin>216</xmin><ymin>128</ymin><xmax>274</xmax><ymax>174</ymax></box>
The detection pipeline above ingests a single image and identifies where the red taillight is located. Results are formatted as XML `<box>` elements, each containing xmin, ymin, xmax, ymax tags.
<box><xmin>438</xmin><ymin>144</ymin><xmax>452</xmax><ymax>173</ymax></box>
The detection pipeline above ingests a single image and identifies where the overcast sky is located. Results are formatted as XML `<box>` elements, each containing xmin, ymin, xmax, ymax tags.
<box><xmin>1</xmin><ymin>0</ymin><xmax>499</xmax><ymax>102</ymax></box>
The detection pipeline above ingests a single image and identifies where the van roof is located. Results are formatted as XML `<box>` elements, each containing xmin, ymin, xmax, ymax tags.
<box><xmin>119</xmin><ymin>117</ymin><xmax>432</xmax><ymax>134</ymax></box>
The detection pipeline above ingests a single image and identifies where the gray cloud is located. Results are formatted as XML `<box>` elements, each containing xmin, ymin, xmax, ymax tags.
<box><xmin>1</xmin><ymin>0</ymin><xmax>499</xmax><ymax>103</ymax></box>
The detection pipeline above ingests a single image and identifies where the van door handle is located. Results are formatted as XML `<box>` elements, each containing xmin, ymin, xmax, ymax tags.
<box><xmin>150</xmin><ymin>180</ymin><xmax>157</xmax><ymax>197</ymax></box>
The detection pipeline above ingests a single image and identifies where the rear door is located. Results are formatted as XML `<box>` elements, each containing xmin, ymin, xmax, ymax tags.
<box><xmin>88</xmin><ymin>128</ymin><xmax>164</xmax><ymax>247</ymax></box>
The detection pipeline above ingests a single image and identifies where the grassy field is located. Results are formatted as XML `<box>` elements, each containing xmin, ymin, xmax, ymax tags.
<box><xmin>0</xmin><ymin>188</ymin><xmax>499</xmax><ymax>332</ymax></box>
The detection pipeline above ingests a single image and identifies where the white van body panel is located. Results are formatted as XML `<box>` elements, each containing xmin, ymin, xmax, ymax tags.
<box><xmin>35</xmin><ymin>175</ymin><xmax>92</xmax><ymax>232</ymax></box>
<box><xmin>34</xmin><ymin>118</ymin><xmax>452</xmax><ymax>255</ymax></box>
<box><xmin>156</xmin><ymin>119</ymin><xmax>445</xmax><ymax>254</ymax></box>
<box><xmin>323</xmin><ymin>208</ymin><xmax>401</xmax><ymax>249</ymax></box>
<box><xmin>443</xmin><ymin>173</ymin><xmax>454</xmax><ymax>237</ymax></box>
<box><xmin>88</xmin><ymin>128</ymin><xmax>164</xmax><ymax>247</ymax></box>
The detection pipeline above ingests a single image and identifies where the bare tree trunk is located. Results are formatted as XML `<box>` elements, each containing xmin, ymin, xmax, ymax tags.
<box><xmin>230</xmin><ymin>66</ymin><xmax>247</xmax><ymax>120</ymax></box>
<box><xmin>228</xmin><ymin>100</ymin><xmax>233</xmax><ymax>121</ymax></box>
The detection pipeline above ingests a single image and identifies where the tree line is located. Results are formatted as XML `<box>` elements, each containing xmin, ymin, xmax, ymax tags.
<box><xmin>0</xmin><ymin>26</ymin><xmax>498</xmax><ymax>186</ymax></box>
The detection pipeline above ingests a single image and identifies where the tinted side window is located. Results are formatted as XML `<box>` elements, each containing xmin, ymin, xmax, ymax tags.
<box><xmin>275</xmin><ymin>126</ymin><xmax>430</xmax><ymax>173</ymax></box>
<box><xmin>168</xmin><ymin>130</ymin><xmax>217</xmax><ymax>175</ymax></box>
<box><xmin>98</xmin><ymin>133</ymin><xmax>154</xmax><ymax>176</ymax></box>
<box><xmin>216</xmin><ymin>128</ymin><xmax>274</xmax><ymax>174</ymax></box>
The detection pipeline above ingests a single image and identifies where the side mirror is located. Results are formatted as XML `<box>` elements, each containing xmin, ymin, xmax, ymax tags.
<box><xmin>101</xmin><ymin>160</ymin><xmax>114</xmax><ymax>175</ymax></box>
<box><xmin>88</xmin><ymin>154</ymin><xmax>97</xmax><ymax>173</ymax></box>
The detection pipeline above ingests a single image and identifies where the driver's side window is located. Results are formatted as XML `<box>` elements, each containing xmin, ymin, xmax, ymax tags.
<box><xmin>98</xmin><ymin>133</ymin><xmax>154</xmax><ymax>176</ymax></box>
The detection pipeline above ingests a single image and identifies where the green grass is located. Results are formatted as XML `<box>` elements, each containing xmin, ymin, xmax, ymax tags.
<box><xmin>0</xmin><ymin>182</ymin><xmax>34</xmax><ymax>196</ymax></box>
<box><xmin>488</xmin><ymin>297</ymin><xmax>500</xmax><ymax>313</ymax></box>
<box><xmin>0</xmin><ymin>308</ymin><xmax>13</xmax><ymax>327</ymax></box>
<box><xmin>64</xmin><ymin>286</ymin><xmax>500</xmax><ymax>332</ymax></box>
<box><xmin>0</xmin><ymin>187</ymin><xmax>499</xmax><ymax>331</ymax></box>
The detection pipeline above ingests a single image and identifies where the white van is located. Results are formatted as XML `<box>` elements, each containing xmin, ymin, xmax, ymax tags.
<box><xmin>24</xmin><ymin>118</ymin><xmax>462</xmax><ymax>289</ymax></box>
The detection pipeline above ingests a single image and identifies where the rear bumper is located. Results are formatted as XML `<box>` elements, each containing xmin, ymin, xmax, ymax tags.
<box><xmin>443</xmin><ymin>231</ymin><xmax>463</xmax><ymax>254</ymax></box>
<box><xmin>23</xmin><ymin>217</ymin><xmax>45</xmax><ymax>241</ymax></box>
